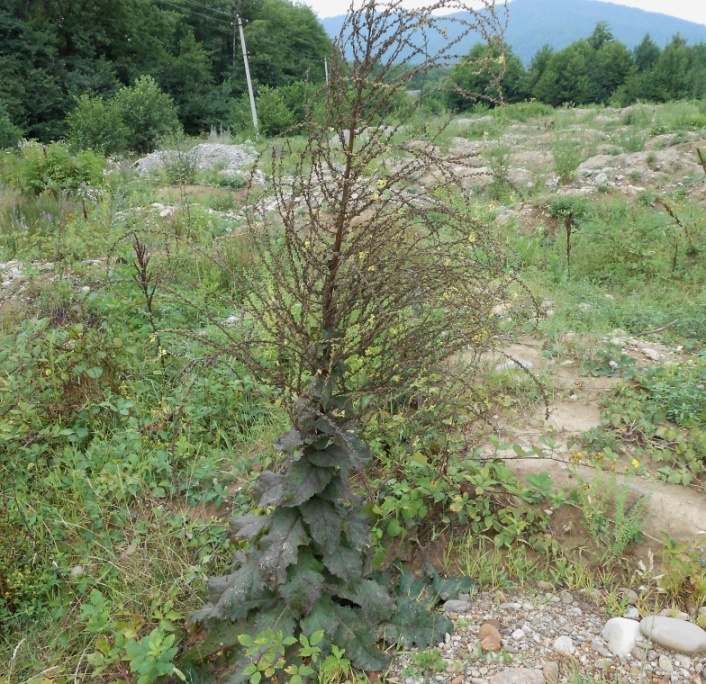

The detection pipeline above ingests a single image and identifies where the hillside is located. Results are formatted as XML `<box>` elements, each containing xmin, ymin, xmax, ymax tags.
<box><xmin>321</xmin><ymin>0</ymin><xmax>706</xmax><ymax>63</ymax></box>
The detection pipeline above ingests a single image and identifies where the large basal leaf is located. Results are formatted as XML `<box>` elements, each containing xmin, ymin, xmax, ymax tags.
<box><xmin>300</xmin><ymin>595</ymin><xmax>340</xmax><ymax>639</ymax></box>
<box><xmin>213</xmin><ymin>559</ymin><xmax>274</xmax><ymax>621</ymax></box>
<box><xmin>258</xmin><ymin>508</ymin><xmax>309</xmax><ymax>586</ymax></box>
<box><xmin>229</xmin><ymin>513</ymin><xmax>270</xmax><ymax>541</ymax></box>
<box><xmin>334</xmin><ymin>579</ymin><xmax>395</xmax><ymax>624</ymax></box>
<box><xmin>428</xmin><ymin>569</ymin><xmax>475</xmax><ymax>604</ymax></box>
<box><xmin>307</xmin><ymin>434</ymin><xmax>372</xmax><ymax>470</ymax></box>
<box><xmin>382</xmin><ymin>596</ymin><xmax>453</xmax><ymax>649</ymax></box>
<box><xmin>255</xmin><ymin>470</ymin><xmax>286</xmax><ymax>507</ymax></box>
<box><xmin>334</xmin><ymin>606</ymin><xmax>390</xmax><ymax>672</ymax></box>
<box><xmin>300</xmin><ymin>497</ymin><xmax>342</xmax><ymax>555</ymax></box>
<box><xmin>279</xmin><ymin>563</ymin><xmax>326</xmax><ymax>615</ymax></box>
<box><xmin>343</xmin><ymin>510</ymin><xmax>372</xmax><ymax>550</ymax></box>
<box><xmin>274</xmin><ymin>429</ymin><xmax>303</xmax><ymax>453</ymax></box>
<box><xmin>322</xmin><ymin>542</ymin><xmax>363</xmax><ymax>583</ymax></box>
<box><xmin>180</xmin><ymin>618</ymin><xmax>247</xmax><ymax>663</ymax></box>
<box><xmin>280</xmin><ymin>458</ymin><xmax>333</xmax><ymax>507</ymax></box>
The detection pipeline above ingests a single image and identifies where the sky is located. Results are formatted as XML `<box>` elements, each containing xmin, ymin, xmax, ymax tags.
<box><xmin>304</xmin><ymin>0</ymin><xmax>706</xmax><ymax>26</ymax></box>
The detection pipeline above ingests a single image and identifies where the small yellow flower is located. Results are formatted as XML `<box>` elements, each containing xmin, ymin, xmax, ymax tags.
<box><xmin>377</xmin><ymin>179</ymin><xmax>388</xmax><ymax>190</ymax></box>
<box><xmin>371</xmin><ymin>193</ymin><xmax>380</xmax><ymax>202</ymax></box>
<box><xmin>632</xmin><ymin>458</ymin><xmax>640</xmax><ymax>468</ymax></box>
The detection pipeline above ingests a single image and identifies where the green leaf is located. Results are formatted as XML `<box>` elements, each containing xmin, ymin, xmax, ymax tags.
<box><xmin>343</xmin><ymin>511</ymin><xmax>372</xmax><ymax>549</ymax></box>
<box><xmin>428</xmin><ymin>570</ymin><xmax>475</xmax><ymax>605</ymax></box>
<box><xmin>322</xmin><ymin>543</ymin><xmax>363</xmax><ymax>583</ymax></box>
<box><xmin>256</xmin><ymin>471</ymin><xmax>286</xmax><ymax>507</ymax></box>
<box><xmin>230</xmin><ymin>513</ymin><xmax>270</xmax><ymax>541</ymax></box>
<box><xmin>300</xmin><ymin>595</ymin><xmax>340</xmax><ymax>638</ymax></box>
<box><xmin>382</xmin><ymin>596</ymin><xmax>453</xmax><ymax>649</ymax></box>
<box><xmin>259</xmin><ymin>508</ymin><xmax>309</xmax><ymax>585</ymax></box>
<box><xmin>279</xmin><ymin>563</ymin><xmax>325</xmax><ymax>615</ymax></box>
<box><xmin>335</xmin><ymin>579</ymin><xmax>395</xmax><ymax>623</ymax></box>
<box><xmin>274</xmin><ymin>429</ymin><xmax>303</xmax><ymax>453</ymax></box>
<box><xmin>300</xmin><ymin>498</ymin><xmax>341</xmax><ymax>555</ymax></box>
<box><xmin>281</xmin><ymin>459</ymin><xmax>333</xmax><ymax>507</ymax></box>
<box><xmin>334</xmin><ymin>606</ymin><xmax>390</xmax><ymax>672</ymax></box>
<box><xmin>208</xmin><ymin>560</ymin><xmax>274</xmax><ymax>621</ymax></box>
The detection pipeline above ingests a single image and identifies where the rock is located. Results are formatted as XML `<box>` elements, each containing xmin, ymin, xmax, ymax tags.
<box><xmin>498</xmin><ymin>602</ymin><xmax>522</xmax><ymax>611</ymax></box>
<box><xmin>658</xmin><ymin>609</ymin><xmax>689</xmax><ymax>621</ymax></box>
<box><xmin>537</xmin><ymin>581</ymin><xmax>553</xmax><ymax>591</ymax></box>
<box><xmin>622</xmin><ymin>588</ymin><xmax>639</xmax><ymax>605</ymax></box>
<box><xmin>553</xmin><ymin>636</ymin><xmax>575</xmax><ymax>656</ymax></box>
<box><xmin>592</xmin><ymin>637</ymin><xmax>613</xmax><ymax>657</ymax></box>
<box><xmin>641</xmin><ymin>347</ymin><xmax>663</xmax><ymax>361</ymax></box>
<box><xmin>443</xmin><ymin>599</ymin><xmax>472</xmax><ymax>614</ymax></box>
<box><xmin>511</xmin><ymin>629</ymin><xmax>525</xmax><ymax>640</ymax></box>
<box><xmin>451</xmin><ymin>676</ymin><xmax>464</xmax><ymax>684</ymax></box>
<box><xmin>594</xmin><ymin>172</ymin><xmax>609</xmax><ymax>185</ymax></box>
<box><xmin>560</xmin><ymin>591</ymin><xmax>573</xmax><ymax>604</ymax></box>
<box><xmin>543</xmin><ymin>661</ymin><xmax>559</xmax><ymax>684</ymax></box>
<box><xmin>479</xmin><ymin>622</ymin><xmax>503</xmax><ymax>652</ymax></box>
<box><xmin>640</xmin><ymin>616</ymin><xmax>706</xmax><ymax>655</ymax></box>
<box><xmin>623</xmin><ymin>606</ymin><xmax>640</xmax><ymax>620</ymax></box>
<box><xmin>675</xmin><ymin>654</ymin><xmax>692</xmax><ymax>668</ymax></box>
<box><xmin>699</xmin><ymin>606</ymin><xmax>706</xmax><ymax>618</ymax></box>
<box><xmin>489</xmin><ymin>668</ymin><xmax>544</xmax><ymax>684</ymax></box>
<box><xmin>658</xmin><ymin>655</ymin><xmax>673</xmax><ymax>672</ymax></box>
<box><xmin>602</xmin><ymin>617</ymin><xmax>642</xmax><ymax>656</ymax></box>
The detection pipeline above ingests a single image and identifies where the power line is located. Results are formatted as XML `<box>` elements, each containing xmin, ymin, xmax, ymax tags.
<box><xmin>155</xmin><ymin>0</ymin><xmax>234</xmax><ymax>27</ymax></box>
<box><xmin>172</xmin><ymin>0</ymin><xmax>234</xmax><ymax>20</ymax></box>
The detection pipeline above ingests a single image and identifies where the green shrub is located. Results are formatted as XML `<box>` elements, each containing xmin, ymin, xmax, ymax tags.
<box><xmin>233</xmin><ymin>86</ymin><xmax>295</xmax><ymax>137</ymax></box>
<box><xmin>0</xmin><ymin>106</ymin><xmax>22</xmax><ymax>149</ymax></box>
<box><xmin>114</xmin><ymin>76</ymin><xmax>181</xmax><ymax>153</ymax></box>
<box><xmin>66</xmin><ymin>94</ymin><xmax>129</xmax><ymax>155</ymax></box>
<box><xmin>12</xmin><ymin>141</ymin><xmax>106</xmax><ymax>195</ymax></box>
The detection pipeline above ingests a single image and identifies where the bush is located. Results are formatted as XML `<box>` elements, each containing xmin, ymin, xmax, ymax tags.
<box><xmin>113</xmin><ymin>76</ymin><xmax>181</xmax><ymax>153</ymax></box>
<box><xmin>12</xmin><ymin>141</ymin><xmax>106</xmax><ymax>195</ymax></box>
<box><xmin>0</xmin><ymin>106</ymin><xmax>22</xmax><ymax>149</ymax></box>
<box><xmin>66</xmin><ymin>94</ymin><xmax>129</xmax><ymax>156</ymax></box>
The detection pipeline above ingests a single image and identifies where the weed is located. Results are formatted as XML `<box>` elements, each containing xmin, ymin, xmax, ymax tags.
<box><xmin>573</xmin><ymin>475</ymin><xmax>646</xmax><ymax>562</ymax></box>
<box><xmin>552</xmin><ymin>137</ymin><xmax>582</xmax><ymax>184</ymax></box>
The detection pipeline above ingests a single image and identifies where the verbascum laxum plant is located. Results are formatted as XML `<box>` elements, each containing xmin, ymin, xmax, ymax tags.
<box><xmin>187</xmin><ymin>1</ymin><xmax>530</xmax><ymax>679</ymax></box>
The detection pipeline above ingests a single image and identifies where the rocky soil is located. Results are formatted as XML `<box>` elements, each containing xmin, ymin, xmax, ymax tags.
<box><xmin>392</xmin><ymin>589</ymin><xmax>706</xmax><ymax>684</ymax></box>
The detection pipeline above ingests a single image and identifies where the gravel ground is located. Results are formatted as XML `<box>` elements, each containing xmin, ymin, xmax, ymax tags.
<box><xmin>390</xmin><ymin>588</ymin><xmax>706</xmax><ymax>684</ymax></box>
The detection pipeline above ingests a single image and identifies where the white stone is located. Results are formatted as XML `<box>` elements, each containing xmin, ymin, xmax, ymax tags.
<box><xmin>602</xmin><ymin>617</ymin><xmax>642</xmax><ymax>656</ymax></box>
<box><xmin>511</xmin><ymin>629</ymin><xmax>525</xmax><ymax>640</ymax></box>
<box><xmin>624</xmin><ymin>607</ymin><xmax>640</xmax><ymax>620</ymax></box>
<box><xmin>553</xmin><ymin>635</ymin><xmax>575</xmax><ymax>655</ymax></box>
<box><xmin>488</xmin><ymin>668</ymin><xmax>544</xmax><ymax>684</ymax></box>
<box><xmin>658</xmin><ymin>655</ymin><xmax>673</xmax><ymax>672</ymax></box>
<box><xmin>642</xmin><ymin>347</ymin><xmax>663</xmax><ymax>361</ymax></box>
<box><xmin>640</xmin><ymin>616</ymin><xmax>706</xmax><ymax>655</ymax></box>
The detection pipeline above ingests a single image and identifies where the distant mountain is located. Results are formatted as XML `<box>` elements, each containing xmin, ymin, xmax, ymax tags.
<box><xmin>320</xmin><ymin>0</ymin><xmax>706</xmax><ymax>65</ymax></box>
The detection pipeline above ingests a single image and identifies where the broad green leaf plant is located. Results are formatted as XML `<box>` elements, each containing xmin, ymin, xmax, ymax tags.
<box><xmin>189</xmin><ymin>0</ymin><xmax>523</xmax><ymax>679</ymax></box>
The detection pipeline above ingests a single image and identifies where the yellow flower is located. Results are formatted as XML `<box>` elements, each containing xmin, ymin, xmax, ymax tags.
<box><xmin>632</xmin><ymin>458</ymin><xmax>640</xmax><ymax>468</ymax></box>
<box><xmin>377</xmin><ymin>179</ymin><xmax>388</xmax><ymax>190</ymax></box>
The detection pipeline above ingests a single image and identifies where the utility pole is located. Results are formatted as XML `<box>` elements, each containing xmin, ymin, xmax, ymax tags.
<box><xmin>237</xmin><ymin>15</ymin><xmax>259</xmax><ymax>132</ymax></box>
<box><xmin>324</xmin><ymin>55</ymin><xmax>329</xmax><ymax>86</ymax></box>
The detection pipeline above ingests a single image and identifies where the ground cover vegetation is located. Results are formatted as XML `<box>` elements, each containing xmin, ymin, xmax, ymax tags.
<box><xmin>1</xmin><ymin>1</ymin><xmax>706</xmax><ymax>683</ymax></box>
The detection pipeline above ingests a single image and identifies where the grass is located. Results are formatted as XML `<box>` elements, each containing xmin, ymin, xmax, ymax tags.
<box><xmin>2</xmin><ymin>99</ymin><xmax>706</xmax><ymax>681</ymax></box>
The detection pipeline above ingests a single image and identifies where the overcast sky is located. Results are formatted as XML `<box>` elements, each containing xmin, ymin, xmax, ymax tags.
<box><xmin>303</xmin><ymin>0</ymin><xmax>706</xmax><ymax>26</ymax></box>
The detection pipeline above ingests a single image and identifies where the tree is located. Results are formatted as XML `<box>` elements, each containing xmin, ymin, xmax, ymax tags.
<box><xmin>651</xmin><ymin>35</ymin><xmax>691</xmax><ymax>100</ymax></box>
<box><xmin>113</xmin><ymin>76</ymin><xmax>181</xmax><ymax>153</ymax></box>
<box><xmin>533</xmin><ymin>40</ymin><xmax>596</xmax><ymax>106</ymax></box>
<box><xmin>244</xmin><ymin>0</ymin><xmax>330</xmax><ymax>89</ymax></box>
<box><xmin>633</xmin><ymin>34</ymin><xmax>661</xmax><ymax>73</ymax></box>
<box><xmin>446</xmin><ymin>40</ymin><xmax>527</xmax><ymax>110</ymax></box>
<box><xmin>187</xmin><ymin>0</ymin><xmax>522</xmax><ymax>678</ymax></box>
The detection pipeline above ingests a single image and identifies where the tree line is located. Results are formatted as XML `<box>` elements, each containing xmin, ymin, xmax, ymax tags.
<box><xmin>0</xmin><ymin>0</ymin><xmax>330</xmax><ymax>145</ymax></box>
<box><xmin>2</xmin><ymin>3</ymin><xmax>706</xmax><ymax>153</ymax></box>
<box><xmin>447</xmin><ymin>22</ymin><xmax>706</xmax><ymax>110</ymax></box>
